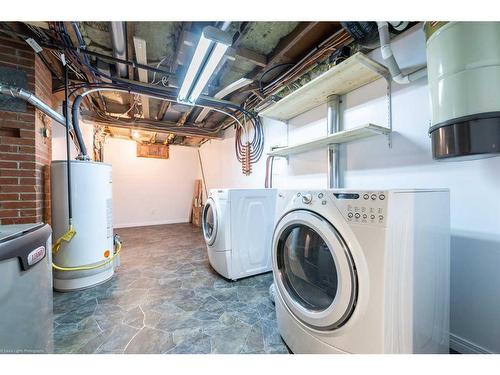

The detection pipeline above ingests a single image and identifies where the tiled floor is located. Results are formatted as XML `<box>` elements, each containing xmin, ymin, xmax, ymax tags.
<box><xmin>52</xmin><ymin>224</ymin><xmax>289</xmax><ymax>354</ymax></box>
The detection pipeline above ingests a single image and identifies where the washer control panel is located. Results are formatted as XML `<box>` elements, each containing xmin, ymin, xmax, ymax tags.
<box><xmin>333</xmin><ymin>191</ymin><xmax>388</xmax><ymax>226</ymax></box>
<box><xmin>291</xmin><ymin>191</ymin><xmax>388</xmax><ymax>226</ymax></box>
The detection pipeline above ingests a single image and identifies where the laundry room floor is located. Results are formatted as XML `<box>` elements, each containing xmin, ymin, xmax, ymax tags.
<box><xmin>52</xmin><ymin>224</ymin><xmax>289</xmax><ymax>354</ymax></box>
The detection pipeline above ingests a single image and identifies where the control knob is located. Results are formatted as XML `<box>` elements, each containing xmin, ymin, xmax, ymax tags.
<box><xmin>302</xmin><ymin>193</ymin><xmax>313</xmax><ymax>204</ymax></box>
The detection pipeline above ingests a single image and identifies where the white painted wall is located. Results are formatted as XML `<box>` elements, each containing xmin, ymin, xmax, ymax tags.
<box><xmin>52</xmin><ymin>120</ymin><xmax>201</xmax><ymax>228</ymax></box>
<box><xmin>52</xmin><ymin>119</ymin><xmax>94</xmax><ymax>161</ymax></box>
<box><xmin>200</xmin><ymin>25</ymin><xmax>500</xmax><ymax>353</ymax></box>
<box><xmin>103</xmin><ymin>138</ymin><xmax>201</xmax><ymax>228</ymax></box>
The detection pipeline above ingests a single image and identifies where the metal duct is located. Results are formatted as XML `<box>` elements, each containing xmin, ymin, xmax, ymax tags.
<box><xmin>0</xmin><ymin>84</ymin><xmax>87</xmax><ymax>157</ymax></box>
<box><xmin>0</xmin><ymin>84</ymin><xmax>66</xmax><ymax>125</ymax></box>
<box><xmin>110</xmin><ymin>22</ymin><xmax>128</xmax><ymax>78</ymax></box>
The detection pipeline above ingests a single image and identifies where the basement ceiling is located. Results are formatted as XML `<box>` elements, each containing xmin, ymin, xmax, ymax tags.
<box><xmin>0</xmin><ymin>21</ymin><xmax>349</xmax><ymax>147</ymax></box>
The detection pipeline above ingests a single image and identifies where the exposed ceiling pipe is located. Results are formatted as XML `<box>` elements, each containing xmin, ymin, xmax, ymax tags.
<box><xmin>0</xmin><ymin>84</ymin><xmax>67</xmax><ymax>126</ymax></box>
<box><xmin>0</xmin><ymin>84</ymin><xmax>88</xmax><ymax>158</ymax></box>
<box><xmin>110</xmin><ymin>22</ymin><xmax>128</xmax><ymax>78</ymax></box>
<box><xmin>377</xmin><ymin>21</ymin><xmax>427</xmax><ymax>84</ymax></box>
<box><xmin>72</xmin><ymin>87</ymin><xmax>247</xmax><ymax>151</ymax></box>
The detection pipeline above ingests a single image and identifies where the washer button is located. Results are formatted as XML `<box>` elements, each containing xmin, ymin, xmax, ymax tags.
<box><xmin>379</xmin><ymin>215</ymin><xmax>384</xmax><ymax>220</ymax></box>
<box><xmin>363</xmin><ymin>194</ymin><xmax>369</xmax><ymax>200</ymax></box>
<box><xmin>371</xmin><ymin>194</ymin><xmax>377</xmax><ymax>200</ymax></box>
<box><xmin>370</xmin><ymin>214</ymin><xmax>375</xmax><ymax>220</ymax></box>
<box><xmin>318</xmin><ymin>193</ymin><xmax>324</xmax><ymax>199</ymax></box>
<box><xmin>379</xmin><ymin>194</ymin><xmax>385</xmax><ymax>200</ymax></box>
<box><xmin>354</xmin><ymin>213</ymin><xmax>360</xmax><ymax>219</ymax></box>
<box><xmin>362</xmin><ymin>214</ymin><xmax>367</xmax><ymax>219</ymax></box>
<box><xmin>348</xmin><ymin>212</ymin><xmax>353</xmax><ymax>218</ymax></box>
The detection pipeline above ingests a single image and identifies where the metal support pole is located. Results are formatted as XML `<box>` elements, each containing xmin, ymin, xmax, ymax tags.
<box><xmin>327</xmin><ymin>95</ymin><xmax>341</xmax><ymax>189</ymax></box>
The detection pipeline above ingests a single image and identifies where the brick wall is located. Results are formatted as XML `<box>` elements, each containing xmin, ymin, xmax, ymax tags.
<box><xmin>0</xmin><ymin>36</ymin><xmax>53</xmax><ymax>225</ymax></box>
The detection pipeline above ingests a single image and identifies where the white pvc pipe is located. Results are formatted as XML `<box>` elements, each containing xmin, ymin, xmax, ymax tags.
<box><xmin>377</xmin><ymin>21</ymin><xmax>427</xmax><ymax>84</ymax></box>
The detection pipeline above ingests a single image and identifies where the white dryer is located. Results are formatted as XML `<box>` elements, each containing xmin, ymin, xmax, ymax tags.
<box><xmin>272</xmin><ymin>189</ymin><xmax>450</xmax><ymax>354</ymax></box>
<box><xmin>202</xmin><ymin>188</ymin><xmax>277</xmax><ymax>280</ymax></box>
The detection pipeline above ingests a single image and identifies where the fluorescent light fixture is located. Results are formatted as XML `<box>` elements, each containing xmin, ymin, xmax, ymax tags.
<box><xmin>195</xmin><ymin>77</ymin><xmax>253</xmax><ymax>123</ymax></box>
<box><xmin>178</xmin><ymin>26</ymin><xmax>232</xmax><ymax>105</ymax></box>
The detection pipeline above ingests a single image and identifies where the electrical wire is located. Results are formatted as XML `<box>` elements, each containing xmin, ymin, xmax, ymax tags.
<box><xmin>8</xmin><ymin>23</ymin><xmax>266</xmax><ymax>173</ymax></box>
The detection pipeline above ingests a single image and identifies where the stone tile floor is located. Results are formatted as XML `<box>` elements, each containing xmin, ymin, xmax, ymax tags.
<box><xmin>52</xmin><ymin>224</ymin><xmax>289</xmax><ymax>354</ymax></box>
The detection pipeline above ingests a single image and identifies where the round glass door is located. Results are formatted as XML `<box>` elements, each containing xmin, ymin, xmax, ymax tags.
<box><xmin>278</xmin><ymin>225</ymin><xmax>338</xmax><ymax>311</ymax></box>
<box><xmin>202</xmin><ymin>198</ymin><xmax>217</xmax><ymax>245</ymax></box>
<box><xmin>273</xmin><ymin>210</ymin><xmax>357</xmax><ymax>331</ymax></box>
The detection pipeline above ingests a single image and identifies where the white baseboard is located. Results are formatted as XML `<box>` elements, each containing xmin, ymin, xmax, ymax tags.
<box><xmin>114</xmin><ymin>218</ymin><xmax>190</xmax><ymax>229</ymax></box>
<box><xmin>450</xmin><ymin>334</ymin><xmax>492</xmax><ymax>354</ymax></box>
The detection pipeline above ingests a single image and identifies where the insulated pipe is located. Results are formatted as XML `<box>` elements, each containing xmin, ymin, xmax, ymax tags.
<box><xmin>110</xmin><ymin>22</ymin><xmax>128</xmax><ymax>78</ymax></box>
<box><xmin>0</xmin><ymin>84</ymin><xmax>66</xmax><ymax>125</ymax></box>
<box><xmin>377</xmin><ymin>22</ymin><xmax>427</xmax><ymax>84</ymax></box>
<box><xmin>0</xmin><ymin>84</ymin><xmax>88</xmax><ymax>158</ymax></box>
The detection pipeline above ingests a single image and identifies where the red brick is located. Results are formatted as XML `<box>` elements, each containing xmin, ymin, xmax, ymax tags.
<box><xmin>0</xmin><ymin>112</ymin><xmax>19</xmax><ymax>121</ymax></box>
<box><xmin>19</xmin><ymin>162</ymin><xmax>36</xmax><ymax>170</ymax></box>
<box><xmin>0</xmin><ymin>45</ymin><xmax>15</xmax><ymax>55</ymax></box>
<box><xmin>1</xmin><ymin>217</ymin><xmax>37</xmax><ymax>224</ymax></box>
<box><xmin>1</xmin><ymin>201</ymin><xmax>36</xmax><ymax>209</ymax></box>
<box><xmin>0</xmin><ymin>53</ymin><xmax>20</xmax><ymax>65</ymax></box>
<box><xmin>0</xmin><ymin>145</ymin><xmax>18</xmax><ymax>153</ymax></box>
<box><xmin>0</xmin><ymin>209</ymin><xmax>19</xmax><ymax>218</ymax></box>
<box><xmin>0</xmin><ymin>161</ymin><xmax>17</xmax><ymax>169</ymax></box>
<box><xmin>20</xmin><ymin>193</ymin><xmax>36</xmax><ymax>200</ymax></box>
<box><xmin>1</xmin><ymin>137</ymin><xmax>33</xmax><ymax>146</ymax></box>
<box><xmin>0</xmin><ymin>193</ymin><xmax>19</xmax><ymax>200</ymax></box>
<box><xmin>0</xmin><ymin>119</ymin><xmax>34</xmax><ymax>130</ymax></box>
<box><xmin>0</xmin><ymin>177</ymin><xmax>19</xmax><ymax>185</ymax></box>
<box><xmin>0</xmin><ymin>37</ymin><xmax>29</xmax><ymax>49</ymax></box>
<box><xmin>0</xmin><ymin>185</ymin><xmax>36</xmax><ymax>193</ymax></box>
<box><xmin>1</xmin><ymin>169</ymin><xmax>36</xmax><ymax>177</ymax></box>
<box><xmin>19</xmin><ymin>177</ymin><xmax>36</xmax><ymax>185</ymax></box>
<box><xmin>17</xmin><ymin>113</ymin><xmax>35</xmax><ymax>122</ymax></box>
<box><xmin>0</xmin><ymin>153</ymin><xmax>34</xmax><ymax>161</ymax></box>
<box><xmin>19</xmin><ymin>209</ymin><xmax>36</xmax><ymax>217</ymax></box>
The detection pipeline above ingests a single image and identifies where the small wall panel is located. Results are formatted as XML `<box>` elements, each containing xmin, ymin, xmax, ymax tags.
<box><xmin>136</xmin><ymin>143</ymin><xmax>169</xmax><ymax>159</ymax></box>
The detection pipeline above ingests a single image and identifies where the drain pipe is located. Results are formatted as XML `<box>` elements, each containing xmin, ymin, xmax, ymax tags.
<box><xmin>377</xmin><ymin>21</ymin><xmax>427</xmax><ymax>84</ymax></box>
<box><xmin>110</xmin><ymin>22</ymin><xmax>128</xmax><ymax>78</ymax></box>
<box><xmin>0</xmin><ymin>84</ymin><xmax>88</xmax><ymax>158</ymax></box>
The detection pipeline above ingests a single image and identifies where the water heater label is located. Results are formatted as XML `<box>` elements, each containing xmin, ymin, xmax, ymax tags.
<box><xmin>27</xmin><ymin>246</ymin><xmax>46</xmax><ymax>266</ymax></box>
<box><xmin>106</xmin><ymin>198</ymin><xmax>113</xmax><ymax>238</ymax></box>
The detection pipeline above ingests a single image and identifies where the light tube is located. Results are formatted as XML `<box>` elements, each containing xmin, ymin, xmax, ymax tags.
<box><xmin>177</xmin><ymin>33</ymin><xmax>212</xmax><ymax>103</ymax></box>
<box><xmin>188</xmin><ymin>42</ymin><xmax>229</xmax><ymax>103</ymax></box>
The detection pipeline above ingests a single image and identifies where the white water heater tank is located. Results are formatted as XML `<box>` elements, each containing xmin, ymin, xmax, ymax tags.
<box><xmin>426</xmin><ymin>22</ymin><xmax>500</xmax><ymax>160</ymax></box>
<box><xmin>51</xmin><ymin>160</ymin><xmax>114</xmax><ymax>291</ymax></box>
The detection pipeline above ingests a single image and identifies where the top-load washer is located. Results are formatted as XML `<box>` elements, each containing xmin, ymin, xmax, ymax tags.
<box><xmin>272</xmin><ymin>189</ymin><xmax>450</xmax><ymax>354</ymax></box>
<box><xmin>202</xmin><ymin>188</ymin><xmax>277</xmax><ymax>280</ymax></box>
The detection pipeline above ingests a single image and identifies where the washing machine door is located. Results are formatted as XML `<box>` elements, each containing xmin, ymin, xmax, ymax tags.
<box><xmin>273</xmin><ymin>209</ymin><xmax>358</xmax><ymax>331</ymax></box>
<box><xmin>202</xmin><ymin>198</ymin><xmax>218</xmax><ymax>246</ymax></box>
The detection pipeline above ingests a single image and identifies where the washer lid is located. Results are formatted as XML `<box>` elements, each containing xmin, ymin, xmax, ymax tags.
<box><xmin>273</xmin><ymin>210</ymin><xmax>358</xmax><ymax>331</ymax></box>
<box><xmin>202</xmin><ymin>198</ymin><xmax>218</xmax><ymax>246</ymax></box>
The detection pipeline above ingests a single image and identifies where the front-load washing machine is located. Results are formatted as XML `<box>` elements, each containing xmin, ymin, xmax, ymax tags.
<box><xmin>272</xmin><ymin>189</ymin><xmax>450</xmax><ymax>354</ymax></box>
<box><xmin>202</xmin><ymin>188</ymin><xmax>277</xmax><ymax>280</ymax></box>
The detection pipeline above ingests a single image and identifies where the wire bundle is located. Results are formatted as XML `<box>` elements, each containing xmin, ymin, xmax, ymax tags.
<box><xmin>0</xmin><ymin>22</ymin><xmax>268</xmax><ymax>172</ymax></box>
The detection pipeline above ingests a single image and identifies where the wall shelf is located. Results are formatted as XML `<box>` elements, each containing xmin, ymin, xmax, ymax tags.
<box><xmin>259</xmin><ymin>52</ymin><xmax>389</xmax><ymax>122</ymax></box>
<box><xmin>268</xmin><ymin>123</ymin><xmax>391</xmax><ymax>157</ymax></box>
